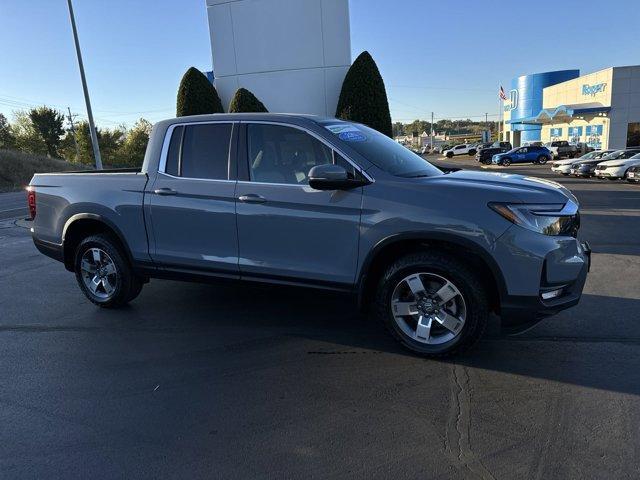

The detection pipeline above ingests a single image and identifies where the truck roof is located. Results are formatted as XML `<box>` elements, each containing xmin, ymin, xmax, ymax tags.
<box><xmin>154</xmin><ymin>113</ymin><xmax>339</xmax><ymax>130</ymax></box>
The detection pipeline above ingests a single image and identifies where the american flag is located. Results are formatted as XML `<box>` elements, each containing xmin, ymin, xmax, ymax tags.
<box><xmin>499</xmin><ymin>86</ymin><xmax>508</xmax><ymax>101</ymax></box>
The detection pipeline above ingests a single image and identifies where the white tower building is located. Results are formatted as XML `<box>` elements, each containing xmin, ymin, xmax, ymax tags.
<box><xmin>205</xmin><ymin>0</ymin><xmax>351</xmax><ymax>116</ymax></box>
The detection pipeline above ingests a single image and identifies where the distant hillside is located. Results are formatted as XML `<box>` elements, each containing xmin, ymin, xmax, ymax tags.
<box><xmin>0</xmin><ymin>149</ymin><xmax>81</xmax><ymax>192</ymax></box>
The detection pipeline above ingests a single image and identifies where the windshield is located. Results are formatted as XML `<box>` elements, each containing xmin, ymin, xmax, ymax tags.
<box><xmin>580</xmin><ymin>151</ymin><xmax>597</xmax><ymax>159</ymax></box>
<box><xmin>603</xmin><ymin>150</ymin><xmax>626</xmax><ymax>160</ymax></box>
<box><xmin>321</xmin><ymin>121</ymin><xmax>443</xmax><ymax>177</ymax></box>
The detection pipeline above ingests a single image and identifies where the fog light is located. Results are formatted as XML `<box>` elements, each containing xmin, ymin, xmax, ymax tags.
<box><xmin>541</xmin><ymin>288</ymin><xmax>563</xmax><ymax>300</ymax></box>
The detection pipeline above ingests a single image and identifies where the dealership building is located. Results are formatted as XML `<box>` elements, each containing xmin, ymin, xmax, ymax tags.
<box><xmin>502</xmin><ymin>66</ymin><xmax>640</xmax><ymax>150</ymax></box>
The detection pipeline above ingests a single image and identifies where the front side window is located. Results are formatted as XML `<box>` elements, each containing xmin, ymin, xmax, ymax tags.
<box><xmin>166</xmin><ymin>123</ymin><xmax>232</xmax><ymax>180</ymax></box>
<box><xmin>247</xmin><ymin>124</ymin><xmax>334</xmax><ymax>185</ymax></box>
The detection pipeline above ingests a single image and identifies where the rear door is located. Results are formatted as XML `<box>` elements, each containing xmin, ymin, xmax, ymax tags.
<box><xmin>147</xmin><ymin>121</ymin><xmax>239</xmax><ymax>276</ymax></box>
<box><xmin>234</xmin><ymin>122</ymin><xmax>363</xmax><ymax>287</ymax></box>
<box><xmin>514</xmin><ymin>147</ymin><xmax>528</xmax><ymax>163</ymax></box>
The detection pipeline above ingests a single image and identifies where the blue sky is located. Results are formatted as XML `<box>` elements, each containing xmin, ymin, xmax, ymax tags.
<box><xmin>0</xmin><ymin>0</ymin><xmax>637</xmax><ymax>128</ymax></box>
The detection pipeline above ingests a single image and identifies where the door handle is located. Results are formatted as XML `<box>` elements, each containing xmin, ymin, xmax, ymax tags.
<box><xmin>238</xmin><ymin>194</ymin><xmax>266</xmax><ymax>204</ymax></box>
<box><xmin>154</xmin><ymin>188</ymin><xmax>177</xmax><ymax>196</ymax></box>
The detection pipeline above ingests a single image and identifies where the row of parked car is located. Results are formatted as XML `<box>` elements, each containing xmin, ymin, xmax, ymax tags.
<box><xmin>550</xmin><ymin>148</ymin><xmax>640</xmax><ymax>182</ymax></box>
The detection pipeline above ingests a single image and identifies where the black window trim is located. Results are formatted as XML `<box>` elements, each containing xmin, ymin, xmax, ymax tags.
<box><xmin>158</xmin><ymin>120</ymin><xmax>237</xmax><ymax>182</ymax></box>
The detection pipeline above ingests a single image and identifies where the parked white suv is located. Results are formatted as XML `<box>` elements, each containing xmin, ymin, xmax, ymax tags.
<box><xmin>442</xmin><ymin>144</ymin><xmax>477</xmax><ymax>158</ymax></box>
<box><xmin>594</xmin><ymin>150</ymin><xmax>640</xmax><ymax>179</ymax></box>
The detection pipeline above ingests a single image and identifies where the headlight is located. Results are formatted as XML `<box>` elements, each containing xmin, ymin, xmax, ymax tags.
<box><xmin>489</xmin><ymin>200</ymin><xmax>580</xmax><ymax>236</ymax></box>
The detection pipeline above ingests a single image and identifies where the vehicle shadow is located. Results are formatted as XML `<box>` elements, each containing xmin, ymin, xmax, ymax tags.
<box><xmin>111</xmin><ymin>280</ymin><xmax>640</xmax><ymax>397</ymax></box>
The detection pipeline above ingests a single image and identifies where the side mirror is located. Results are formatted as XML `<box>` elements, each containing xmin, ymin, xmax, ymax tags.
<box><xmin>308</xmin><ymin>164</ymin><xmax>367</xmax><ymax>191</ymax></box>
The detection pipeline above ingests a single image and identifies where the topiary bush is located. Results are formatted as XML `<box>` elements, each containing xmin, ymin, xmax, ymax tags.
<box><xmin>335</xmin><ymin>51</ymin><xmax>393</xmax><ymax>137</ymax></box>
<box><xmin>176</xmin><ymin>67</ymin><xmax>224</xmax><ymax>116</ymax></box>
<box><xmin>228</xmin><ymin>88</ymin><xmax>268</xmax><ymax>113</ymax></box>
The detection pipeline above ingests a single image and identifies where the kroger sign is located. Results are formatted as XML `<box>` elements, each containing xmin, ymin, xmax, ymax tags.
<box><xmin>582</xmin><ymin>83</ymin><xmax>607</xmax><ymax>97</ymax></box>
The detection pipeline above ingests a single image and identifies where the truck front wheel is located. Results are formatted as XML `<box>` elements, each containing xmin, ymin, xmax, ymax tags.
<box><xmin>74</xmin><ymin>233</ymin><xmax>143</xmax><ymax>308</ymax></box>
<box><xmin>373</xmin><ymin>251</ymin><xmax>488</xmax><ymax>357</ymax></box>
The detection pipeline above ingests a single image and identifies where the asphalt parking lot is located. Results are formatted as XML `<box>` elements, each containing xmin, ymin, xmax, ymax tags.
<box><xmin>1</xmin><ymin>160</ymin><xmax>639</xmax><ymax>479</ymax></box>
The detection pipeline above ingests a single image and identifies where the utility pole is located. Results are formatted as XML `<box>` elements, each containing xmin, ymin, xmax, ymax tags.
<box><xmin>66</xmin><ymin>0</ymin><xmax>102</xmax><ymax>169</ymax></box>
<box><xmin>67</xmin><ymin>107</ymin><xmax>80</xmax><ymax>163</ymax></box>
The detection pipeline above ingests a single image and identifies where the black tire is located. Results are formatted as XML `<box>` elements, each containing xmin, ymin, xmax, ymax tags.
<box><xmin>502</xmin><ymin>158</ymin><xmax>511</xmax><ymax>166</ymax></box>
<box><xmin>537</xmin><ymin>155</ymin><xmax>548</xmax><ymax>165</ymax></box>
<box><xmin>468</xmin><ymin>149</ymin><xmax>476</xmax><ymax>156</ymax></box>
<box><xmin>446</xmin><ymin>152</ymin><xmax>454</xmax><ymax>158</ymax></box>
<box><xmin>373</xmin><ymin>251</ymin><xmax>489</xmax><ymax>357</ymax></box>
<box><xmin>74</xmin><ymin>233</ymin><xmax>143</xmax><ymax>308</ymax></box>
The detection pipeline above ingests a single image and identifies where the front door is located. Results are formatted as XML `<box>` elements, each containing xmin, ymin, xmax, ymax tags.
<box><xmin>235</xmin><ymin>123</ymin><xmax>362</xmax><ymax>287</ymax></box>
<box><xmin>147</xmin><ymin>122</ymin><xmax>239</xmax><ymax>276</ymax></box>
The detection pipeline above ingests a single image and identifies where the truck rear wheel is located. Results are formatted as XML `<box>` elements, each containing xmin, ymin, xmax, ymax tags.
<box><xmin>74</xmin><ymin>234</ymin><xmax>143</xmax><ymax>308</ymax></box>
<box><xmin>373</xmin><ymin>251</ymin><xmax>488</xmax><ymax>357</ymax></box>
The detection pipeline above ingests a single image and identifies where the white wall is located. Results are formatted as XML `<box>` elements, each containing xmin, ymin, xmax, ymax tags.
<box><xmin>206</xmin><ymin>0</ymin><xmax>351</xmax><ymax>116</ymax></box>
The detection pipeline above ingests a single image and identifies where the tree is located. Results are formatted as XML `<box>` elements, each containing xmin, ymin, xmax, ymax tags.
<box><xmin>335</xmin><ymin>51</ymin><xmax>392</xmax><ymax>138</ymax></box>
<box><xmin>116</xmin><ymin>119</ymin><xmax>152</xmax><ymax>167</ymax></box>
<box><xmin>28</xmin><ymin>106</ymin><xmax>65</xmax><ymax>157</ymax></box>
<box><xmin>11</xmin><ymin>111</ymin><xmax>48</xmax><ymax>155</ymax></box>
<box><xmin>0</xmin><ymin>113</ymin><xmax>15</xmax><ymax>149</ymax></box>
<box><xmin>228</xmin><ymin>88</ymin><xmax>268</xmax><ymax>113</ymax></box>
<box><xmin>176</xmin><ymin>67</ymin><xmax>224</xmax><ymax>116</ymax></box>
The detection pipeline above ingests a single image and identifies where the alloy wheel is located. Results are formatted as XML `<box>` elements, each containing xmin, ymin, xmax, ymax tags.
<box><xmin>80</xmin><ymin>248</ymin><xmax>118</xmax><ymax>299</ymax></box>
<box><xmin>390</xmin><ymin>272</ymin><xmax>467</xmax><ymax>345</ymax></box>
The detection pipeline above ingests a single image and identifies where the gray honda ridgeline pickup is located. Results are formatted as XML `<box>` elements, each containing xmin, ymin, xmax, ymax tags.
<box><xmin>29</xmin><ymin>114</ymin><xmax>590</xmax><ymax>356</ymax></box>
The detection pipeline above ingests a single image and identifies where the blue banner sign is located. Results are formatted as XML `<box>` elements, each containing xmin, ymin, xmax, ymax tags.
<box><xmin>568</xmin><ymin>126</ymin><xmax>583</xmax><ymax>137</ymax></box>
<box><xmin>550</xmin><ymin>128</ymin><xmax>563</xmax><ymax>137</ymax></box>
<box><xmin>585</xmin><ymin>125</ymin><xmax>603</xmax><ymax>136</ymax></box>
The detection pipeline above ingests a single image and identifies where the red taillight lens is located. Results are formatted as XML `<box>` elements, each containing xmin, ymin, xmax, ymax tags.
<box><xmin>27</xmin><ymin>188</ymin><xmax>36</xmax><ymax>219</ymax></box>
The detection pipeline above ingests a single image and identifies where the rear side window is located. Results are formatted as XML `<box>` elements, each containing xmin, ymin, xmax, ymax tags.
<box><xmin>175</xmin><ymin>123</ymin><xmax>232</xmax><ymax>179</ymax></box>
<box><xmin>165</xmin><ymin>126</ymin><xmax>183</xmax><ymax>176</ymax></box>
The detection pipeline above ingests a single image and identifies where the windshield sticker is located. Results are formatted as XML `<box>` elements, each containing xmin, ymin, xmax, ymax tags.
<box><xmin>338</xmin><ymin>131</ymin><xmax>367</xmax><ymax>142</ymax></box>
<box><xmin>324</xmin><ymin>124</ymin><xmax>358</xmax><ymax>134</ymax></box>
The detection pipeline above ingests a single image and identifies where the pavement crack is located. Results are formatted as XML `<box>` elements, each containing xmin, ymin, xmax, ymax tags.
<box><xmin>446</xmin><ymin>363</ymin><xmax>496</xmax><ymax>480</ymax></box>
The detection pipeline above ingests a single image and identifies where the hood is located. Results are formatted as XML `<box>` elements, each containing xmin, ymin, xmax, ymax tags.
<box><xmin>554</xmin><ymin>158</ymin><xmax>579</xmax><ymax>165</ymax></box>
<box><xmin>426</xmin><ymin>170</ymin><xmax>576</xmax><ymax>204</ymax></box>
<box><xmin>598</xmin><ymin>158</ymin><xmax>640</xmax><ymax>167</ymax></box>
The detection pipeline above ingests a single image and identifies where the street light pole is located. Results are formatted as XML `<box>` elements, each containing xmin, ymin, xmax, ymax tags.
<box><xmin>66</xmin><ymin>0</ymin><xmax>102</xmax><ymax>169</ymax></box>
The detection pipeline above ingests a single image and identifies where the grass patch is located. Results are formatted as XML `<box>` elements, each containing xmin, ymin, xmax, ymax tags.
<box><xmin>0</xmin><ymin>149</ymin><xmax>84</xmax><ymax>192</ymax></box>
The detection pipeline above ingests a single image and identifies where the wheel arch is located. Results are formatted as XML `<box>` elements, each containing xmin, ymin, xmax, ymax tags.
<box><xmin>357</xmin><ymin>233</ymin><xmax>507</xmax><ymax>315</ymax></box>
<box><xmin>62</xmin><ymin>214</ymin><xmax>134</xmax><ymax>271</ymax></box>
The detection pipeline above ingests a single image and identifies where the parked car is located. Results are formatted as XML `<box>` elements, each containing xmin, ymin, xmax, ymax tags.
<box><xmin>594</xmin><ymin>150</ymin><xmax>640</xmax><ymax>179</ymax></box>
<box><xmin>568</xmin><ymin>150</ymin><xmax>617</xmax><ymax>177</ymax></box>
<box><xmin>551</xmin><ymin>150</ymin><xmax>612</xmax><ymax>176</ymax></box>
<box><xmin>491</xmin><ymin>141</ymin><xmax>512</xmax><ymax>150</ymax></box>
<box><xmin>28</xmin><ymin>114</ymin><xmax>590</xmax><ymax>357</ymax></box>
<box><xmin>626</xmin><ymin>165</ymin><xmax>640</xmax><ymax>183</ymax></box>
<box><xmin>491</xmin><ymin>145</ymin><xmax>553</xmax><ymax>166</ymax></box>
<box><xmin>442</xmin><ymin>143</ymin><xmax>477</xmax><ymax>158</ymax></box>
<box><xmin>545</xmin><ymin>140</ymin><xmax>578</xmax><ymax>159</ymax></box>
<box><xmin>476</xmin><ymin>145</ymin><xmax>510</xmax><ymax>164</ymax></box>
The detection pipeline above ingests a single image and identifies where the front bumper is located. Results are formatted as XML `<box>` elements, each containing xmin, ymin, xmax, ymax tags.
<box><xmin>595</xmin><ymin>167</ymin><xmax>625</xmax><ymax>178</ymax></box>
<box><xmin>493</xmin><ymin>227</ymin><xmax>591</xmax><ymax>334</ymax></box>
<box><xmin>571</xmin><ymin>166</ymin><xmax>594</xmax><ymax>176</ymax></box>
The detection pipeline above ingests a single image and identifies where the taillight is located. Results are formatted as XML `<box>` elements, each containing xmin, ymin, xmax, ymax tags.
<box><xmin>27</xmin><ymin>188</ymin><xmax>36</xmax><ymax>219</ymax></box>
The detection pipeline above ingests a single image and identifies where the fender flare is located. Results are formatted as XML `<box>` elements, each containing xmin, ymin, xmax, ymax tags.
<box><xmin>356</xmin><ymin>231</ymin><xmax>508</xmax><ymax>306</ymax></box>
<box><xmin>62</xmin><ymin>213</ymin><xmax>135</xmax><ymax>266</ymax></box>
